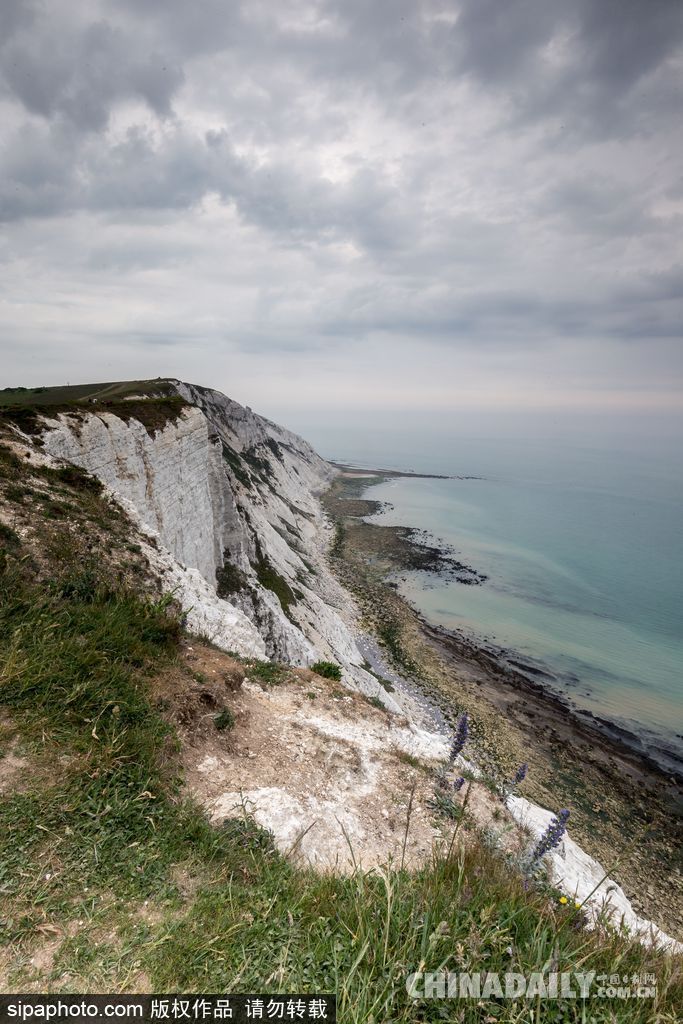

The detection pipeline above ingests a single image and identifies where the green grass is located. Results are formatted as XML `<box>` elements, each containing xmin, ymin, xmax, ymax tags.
<box><xmin>253</xmin><ymin>538</ymin><xmax>298</xmax><ymax>620</ymax></box>
<box><xmin>221</xmin><ymin>443</ymin><xmax>252</xmax><ymax>488</ymax></box>
<box><xmin>0</xmin><ymin>379</ymin><xmax>177</xmax><ymax>408</ymax></box>
<box><xmin>214</xmin><ymin>708</ymin><xmax>236</xmax><ymax>731</ymax></box>
<box><xmin>331</xmin><ymin>521</ymin><xmax>345</xmax><ymax>557</ymax></box>
<box><xmin>4</xmin><ymin>482</ymin><xmax>35</xmax><ymax>502</ymax></box>
<box><xmin>394</xmin><ymin>749</ymin><xmax>422</xmax><ymax>769</ymax></box>
<box><xmin>366</xmin><ymin>694</ymin><xmax>386</xmax><ymax>711</ymax></box>
<box><xmin>427</xmin><ymin>789</ymin><xmax>466</xmax><ymax>822</ymax></box>
<box><xmin>365</xmin><ymin>663</ymin><xmax>396</xmax><ymax>692</ymax></box>
<box><xmin>215</xmin><ymin>555</ymin><xmax>249</xmax><ymax>598</ymax></box>
<box><xmin>0</xmin><ymin>443</ymin><xmax>23</xmax><ymax>473</ymax></box>
<box><xmin>100</xmin><ymin>396</ymin><xmax>187</xmax><ymax>435</ymax></box>
<box><xmin>0</xmin><ymin>569</ymin><xmax>194</xmax><ymax>912</ymax></box>
<box><xmin>377</xmin><ymin>619</ymin><xmax>419</xmax><ymax>676</ymax></box>
<box><xmin>241</xmin><ymin>445</ymin><xmax>274</xmax><ymax>480</ymax></box>
<box><xmin>115</xmin><ymin>839</ymin><xmax>683</xmax><ymax>1022</ymax></box>
<box><xmin>311</xmin><ymin>660</ymin><xmax>342</xmax><ymax>680</ymax></box>
<box><xmin>0</xmin><ymin>558</ymin><xmax>272</xmax><ymax>954</ymax></box>
<box><xmin>244</xmin><ymin>659</ymin><xmax>288</xmax><ymax>685</ymax></box>
<box><xmin>0</xmin><ymin>521</ymin><xmax>20</xmax><ymax>549</ymax></box>
<box><xmin>49</xmin><ymin>464</ymin><xmax>104</xmax><ymax>493</ymax></box>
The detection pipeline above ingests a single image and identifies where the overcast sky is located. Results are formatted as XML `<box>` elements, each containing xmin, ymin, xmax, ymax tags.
<box><xmin>1</xmin><ymin>0</ymin><xmax>682</xmax><ymax>436</ymax></box>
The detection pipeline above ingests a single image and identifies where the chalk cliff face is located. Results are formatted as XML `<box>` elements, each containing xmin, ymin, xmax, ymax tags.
<box><xmin>41</xmin><ymin>380</ymin><xmax>390</xmax><ymax>701</ymax></box>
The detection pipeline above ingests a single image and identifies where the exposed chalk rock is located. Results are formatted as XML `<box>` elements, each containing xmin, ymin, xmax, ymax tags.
<box><xmin>116</xmin><ymin>497</ymin><xmax>267</xmax><ymax>660</ymax></box>
<box><xmin>508</xmin><ymin>795</ymin><xmax>682</xmax><ymax>952</ymax></box>
<box><xmin>198</xmin><ymin>688</ymin><xmax>449</xmax><ymax>870</ymax></box>
<box><xmin>41</xmin><ymin>381</ymin><xmax>394</xmax><ymax>703</ymax></box>
<box><xmin>43</xmin><ymin>405</ymin><xmax>227</xmax><ymax>583</ymax></box>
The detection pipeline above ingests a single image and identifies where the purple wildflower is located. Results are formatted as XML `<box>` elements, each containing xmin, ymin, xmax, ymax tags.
<box><xmin>513</xmin><ymin>763</ymin><xmax>528</xmax><ymax>786</ymax></box>
<box><xmin>453</xmin><ymin>777</ymin><xmax>465</xmax><ymax>793</ymax></box>
<box><xmin>449</xmin><ymin>713</ymin><xmax>469</xmax><ymax>763</ymax></box>
<box><xmin>531</xmin><ymin>809</ymin><xmax>570</xmax><ymax>864</ymax></box>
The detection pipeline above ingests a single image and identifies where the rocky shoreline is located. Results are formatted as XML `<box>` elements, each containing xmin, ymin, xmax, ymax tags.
<box><xmin>424</xmin><ymin>618</ymin><xmax>683</xmax><ymax>784</ymax></box>
<box><xmin>322</xmin><ymin>467</ymin><xmax>683</xmax><ymax>941</ymax></box>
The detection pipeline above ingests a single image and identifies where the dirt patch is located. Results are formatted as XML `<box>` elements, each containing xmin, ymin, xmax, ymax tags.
<box><xmin>174</xmin><ymin>638</ymin><xmax>528</xmax><ymax>872</ymax></box>
<box><xmin>0</xmin><ymin>947</ymin><xmax>13</xmax><ymax>992</ymax></box>
<box><xmin>0</xmin><ymin>747</ymin><xmax>27</xmax><ymax>795</ymax></box>
<box><xmin>149</xmin><ymin>639</ymin><xmax>247</xmax><ymax>738</ymax></box>
<box><xmin>28</xmin><ymin>927</ymin><xmax>64</xmax><ymax>974</ymax></box>
<box><xmin>0</xmin><ymin>721</ymin><xmax>29</xmax><ymax>796</ymax></box>
<box><xmin>148</xmin><ymin>642</ymin><xmax>527</xmax><ymax>874</ymax></box>
<box><xmin>174</xmin><ymin>643</ymin><xmax>518</xmax><ymax>872</ymax></box>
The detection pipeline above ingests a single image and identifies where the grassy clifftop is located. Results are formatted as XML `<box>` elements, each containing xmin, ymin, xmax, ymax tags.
<box><xmin>0</xmin><ymin>379</ymin><xmax>189</xmax><ymax>439</ymax></box>
<box><xmin>0</xmin><ymin>379</ymin><xmax>178</xmax><ymax>407</ymax></box>
<box><xmin>0</xmin><ymin>421</ymin><xmax>681</xmax><ymax>1019</ymax></box>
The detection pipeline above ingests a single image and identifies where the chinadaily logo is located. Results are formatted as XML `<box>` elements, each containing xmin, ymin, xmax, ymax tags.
<box><xmin>406</xmin><ymin>970</ymin><xmax>658</xmax><ymax>1001</ymax></box>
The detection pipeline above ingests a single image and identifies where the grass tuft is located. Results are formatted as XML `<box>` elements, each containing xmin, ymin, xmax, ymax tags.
<box><xmin>0</xmin><ymin>521</ymin><xmax>20</xmax><ymax>549</ymax></box>
<box><xmin>311</xmin><ymin>660</ymin><xmax>342</xmax><ymax>680</ymax></box>
<box><xmin>214</xmin><ymin>708</ymin><xmax>236</xmax><ymax>731</ymax></box>
<box><xmin>252</xmin><ymin>538</ymin><xmax>298</xmax><ymax>620</ymax></box>
<box><xmin>216</xmin><ymin>555</ymin><xmax>249</xmax><ymax>598</ymax></box>
<box><xmin>245</xmin><ymin>659</ymin><xmax>288</xmax><ymax>686</ymax></box>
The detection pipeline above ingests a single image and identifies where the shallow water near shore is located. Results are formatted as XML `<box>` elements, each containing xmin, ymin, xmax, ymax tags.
<box><xmin>320</xmin><ymin>431</ymin><xmax>683</xmax><ymax>776</ymax></box>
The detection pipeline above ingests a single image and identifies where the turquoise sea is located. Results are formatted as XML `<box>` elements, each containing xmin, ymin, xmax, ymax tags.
<box><xmin>312</xmin><ymin>427</ymin><xmax>683</xmax><ymax>776</ymax></box>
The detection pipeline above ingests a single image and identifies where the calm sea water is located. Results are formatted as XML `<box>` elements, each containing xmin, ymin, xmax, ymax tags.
<box><xmin>314</xmin><ymin>428</ymin><xmax>683</xmax><ymax>774</ymax></box>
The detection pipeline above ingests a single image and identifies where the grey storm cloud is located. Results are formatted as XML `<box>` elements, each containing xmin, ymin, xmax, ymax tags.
<box><xmin>450</xmin><ymin>0</ymin><xmax>683</xmax><ymax>135</ymax></box>
<box><xmin>1</xmin><ymin>0</ymin><xmax>682</xmax><ymax>412</ymax></box>
<box><xmin>454</xmin><ymin>0</ymin><xmax>683</xmax><ymax>93</ymax></box>
<box><xmin>1</xmin><ymin>14</ymin><xmax>183</xmax><ymax>131</ymax></box>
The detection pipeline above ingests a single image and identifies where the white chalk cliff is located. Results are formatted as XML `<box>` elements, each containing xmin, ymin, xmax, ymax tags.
<box><xmin>41</xmin><ymin>380</ymin><xmax>395</xmax><ymax>705</ymax></box>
